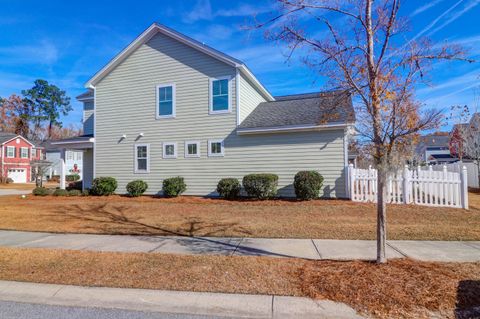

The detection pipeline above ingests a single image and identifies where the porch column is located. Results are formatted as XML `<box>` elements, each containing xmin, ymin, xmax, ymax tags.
<box><xmin>60</xmin><ymin>149</ymin><xmax>66</xmax><ymax>190</ymax></box>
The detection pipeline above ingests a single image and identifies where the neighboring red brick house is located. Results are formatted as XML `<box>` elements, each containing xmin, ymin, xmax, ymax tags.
<box><xmin>0</xmin><ymin>132</ymin><xmax>42</xmax><ymax>183</ymax></box>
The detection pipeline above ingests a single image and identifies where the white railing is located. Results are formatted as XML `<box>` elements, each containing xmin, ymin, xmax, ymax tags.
<box><xmin>348</xmin><ymin>164</ymin><xmax>469</xmax><ymax>209</ymax></box>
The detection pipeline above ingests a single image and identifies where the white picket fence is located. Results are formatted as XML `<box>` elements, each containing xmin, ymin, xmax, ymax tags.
<box><xmin>430</xmin><ymin>162</ymin><xmax>479</xmax><ymax>188</ymax></box>
<box><xmin>348</xmin><ymin>164</ymin><xmax>469</xmax><ymax>209</ymax></box>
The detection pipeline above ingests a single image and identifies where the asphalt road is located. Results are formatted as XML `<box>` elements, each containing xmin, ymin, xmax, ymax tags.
<box><xmin>0</xmin><ymin>301</ymin><xmax>233</xmax><ymax>319</ymax></box>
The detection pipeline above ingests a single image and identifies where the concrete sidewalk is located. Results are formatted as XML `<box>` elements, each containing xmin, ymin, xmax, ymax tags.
<box><xmin>0</xmin><ymin>280</ymin><xmax>363</xmax><ymax>318</ymax></box>
<box><xmin>0</xmin><ymin>230</ymin><xmax>479</xmax><ymax>262</ymax></box>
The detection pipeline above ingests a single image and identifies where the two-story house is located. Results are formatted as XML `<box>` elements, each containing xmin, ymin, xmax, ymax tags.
<box><xmin>0</xmin><ymin>132</ymin><xmax>43</xmax><ymax>183</ymax></box>
<box><xmin>52</xmin><ymin>23</ymin><xmax>355</xmax><ymax>197</ymax></box>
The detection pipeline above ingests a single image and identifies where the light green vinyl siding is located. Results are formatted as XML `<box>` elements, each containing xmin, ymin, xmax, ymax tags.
<box><xmin>239</xmin><ymin>72</ymin><xmax>267</xmax><ymax>123</ymax></box>
<box><xmin>94</xmin><ymin>31</ymin><xmax>347</xmax><ymax>198</ymax></box>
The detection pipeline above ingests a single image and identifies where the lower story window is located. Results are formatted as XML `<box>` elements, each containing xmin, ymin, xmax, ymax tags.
<box><xmin>135</xmin><ymin>144</ymin><xmax>149</xmax><ymax>173</ymax></box>
<box><xmin>208</xmin><ymin>139</ymin><xmax>224</xmax><ymax>157</ymax></box>
<box><xmin>163</xmin><ymin>142</ymin><xmax>177</xmax><ymax>159</ymax></box>
<box><xmin>185</xmin><ymin>141</ymin><xmax>200</xmax><ymax>158</ymax></box>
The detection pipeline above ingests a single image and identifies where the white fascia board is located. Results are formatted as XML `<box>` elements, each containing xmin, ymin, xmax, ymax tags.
<box><xmin>236</xmin><ymin>123</ymin><xmax>350</xmax><ymax>135</ymax></box>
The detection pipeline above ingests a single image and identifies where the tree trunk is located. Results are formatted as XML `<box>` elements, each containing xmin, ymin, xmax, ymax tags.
<box><xmin>376</xmin><ymin>167</ymin><xmax>387</xmax><ymax>263</ymax></box>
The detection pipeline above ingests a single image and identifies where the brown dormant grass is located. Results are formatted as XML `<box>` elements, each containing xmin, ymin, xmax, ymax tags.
<box><xmin>0</xmin><ymin>193</ymin><xmax>478</xmax><ymax>240</ymax></box>
<box><xmin>0</xmin><ymin>247</ymin><xmax>478</xmax><ymax>319</ymax></box>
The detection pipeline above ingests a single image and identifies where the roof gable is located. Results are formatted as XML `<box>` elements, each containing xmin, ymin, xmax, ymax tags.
<box><xmin>0</xmin><ymin>133</ymin><xmax>35</xmax><ymax>146</ymax></box>
<box><xmin>85</xmin><ymin>23</ymin><xmax>273</xmax><ymax>101</ymax></box>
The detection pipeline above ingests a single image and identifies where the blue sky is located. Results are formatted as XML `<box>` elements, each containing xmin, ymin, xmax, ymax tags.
<box><xmin>0</xmin><ymin>0</ymin><xmax>479</xmax><ymax>129</ymax></box>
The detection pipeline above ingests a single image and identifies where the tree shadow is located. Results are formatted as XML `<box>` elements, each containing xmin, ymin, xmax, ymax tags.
<box><xmin>455</xmin><ymin>280</ymin><xmax>480</xmax><ymax>319</ymax></box>
<box><xmin>46</xmin><ymin>203</ymin><xmax>253</xmax><ymax>238</ymax></box>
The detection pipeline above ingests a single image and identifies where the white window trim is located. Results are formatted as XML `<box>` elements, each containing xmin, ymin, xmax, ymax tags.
<box><xmin>209</xmin><ymin>76</ymin><xmax>232</xmax><ymax>115</ymax></box>
<box><xmin>208</xmin><ymin>139</ymin><xmax>225</xmax><ymax>157</ymax></box>
<box><xmin>163</xmin><ymin>142</ymin><xmax>177</xmax><ymax>159</ymax></box>
<box><xmin>6</xmin><ymin>146</ymin><xmax>15</xmax><ymax>158</ymax></box>
<box><xmin>156</xmin><ymin>83</ymin><xmax>176</xmax><ymax>119</ymax></box>
<box><xmin>20</xmin><ymin>147</ymin><xmax>29</xmax><ymax>159</ymax></box>
<box><xmin>134</xmin><ymin>143</ymin><xmax>150</xmax><ymax>174</ymax></box>
<box><xmin>184</xmin><ymin>141</ymin><xmax>200</xmax><ymax>158</ymax></box>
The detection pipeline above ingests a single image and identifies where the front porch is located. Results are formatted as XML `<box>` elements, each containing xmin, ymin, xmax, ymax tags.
<box><xmin>51</xmin><ymin>135</ymin><xmax>94</xmax><ymax>190</ymax></box>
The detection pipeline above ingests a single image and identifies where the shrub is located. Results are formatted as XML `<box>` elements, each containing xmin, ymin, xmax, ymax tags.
<box><xmin>53</xmin><ymin>189</ymin><xmax>69</xmax><ymax>196</ymax></box>
<box><xmin>126</xmin><ymin>180</ymin><xmax>148</xmax><ymax>197</ymax></box>
<box><xmin>216</xmin><ymin>178</ymin><xmax>241</xmax><ymax>199</ymax></box>
<box><xmin>242</xmin><ymin>173</ymin><xmax>278</xmax><ymax>199</ymax></box>
<box><xmin>68</xmin><ymin>189</ymin><xmax>82</xmax><ymax>196</ymax></box>
<box><xmin>91</xmin><ymin>177</ymin><xmax>117</xmax><ymax>196</ymax></box>
<box><xmin>82</xmin><ymin>189</ymin><xmax>90</xmax><ymax>196</ymax></box>
<box><xmin>162</xmin><ymin>177</ymin><xmax>186</xmax><ymax>197</ymax></box>
<box><xmin>32</xmin><ymin>187</ymin><xmax>50</xmax><ymax>196</ymax></box>
<box><xmin>67</xmin><ymin>181</ymin><xmax>82</xmax><ymax>191</ymax></box>
<box><xmin>66</xmin><ymin>174</ymin><xmax>80</xmax><ymax>182</ymax></box>
<box><xmin>294</xmin><ymin>171</ymin><xmax>324</xmax><ymax>200</ymax></box>
<box><xmin>6</xmin><ymin>177</ymin><xmax>13</xmax><ymax>184</ymax></box>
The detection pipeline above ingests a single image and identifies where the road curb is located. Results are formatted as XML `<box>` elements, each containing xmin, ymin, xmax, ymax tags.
<box><xmin>0</xmin><ymin>280</ymin><xmax>363</xmax><ymax>318</ymax></box>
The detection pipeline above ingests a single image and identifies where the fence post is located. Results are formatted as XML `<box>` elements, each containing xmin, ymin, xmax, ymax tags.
<box><xmin>402</xmin><ymin>165</ymin><xmax>410</xmax><ymax>204</ymax></box>
<box><xmin>460</xmin><ymin>166</ymin><xmax>469</xmax><ymax>209</ymax></box>
<box><xmin>348</xmin><ymin>164</ymin><xmax>354</xmax><ymax>199</ymax></box>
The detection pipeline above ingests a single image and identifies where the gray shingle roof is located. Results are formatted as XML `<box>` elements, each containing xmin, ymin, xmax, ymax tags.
<box><xmin>0</xmin><ymin>132</ymin><xmax>18</xmax><ymax>144</ymax></box>
<box><xmin>238</xmin><ymin>90</ymin><xmax>354</xmax><ymax>129</ymax></box>
<box><xmin>76</xmin><ymin>89</ymin><xmax>94</xmax><ymax>100</ymax></box>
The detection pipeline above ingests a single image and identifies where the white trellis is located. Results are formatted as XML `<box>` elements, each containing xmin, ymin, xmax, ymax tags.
<box><xmin>348</xmin><ymin>164</ymin><xmax>469</xmax><ymax>209</ymax></box>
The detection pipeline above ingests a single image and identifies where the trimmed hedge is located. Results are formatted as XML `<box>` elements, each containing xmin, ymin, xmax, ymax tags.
<box><xmin>242</xmin><ymin>173</ymin><xmax>278</xmax><ymax>199</ymax></box>
<box><xmin>216</xmin><ymin>178</ymin><xmax>241</xmax><ymax>199</ymax></box>
<box><xmin>66</xmin><ymin>174</ymin><xmax>80</xmax><ymax>182</ymax></box>
<box><xmin>294</xmin><ymin>171</ymin><xmax>324</xmax><ymax>200</ymax></box>
<box><xmin>162</xmin><ymin>177</ymin><xmax>186</xmax><ymax>197</ymax></box>
<box><xmin>126</xmin><ymin>180</ymin><xmax>148</xmax><ymax>197</ymax></box>
<box><xmin>67</xmin><ymin>181</ymin><xmax>82</xmax><ymax>191</ymax></box>
<box><xmin>68</xmin><ymin>189</ymin><xmax>82</xmax><ymax>196</ymax></box>
<box><xmin>91</xmin><ymin>177</ymin><xmax>117</xmax><ymax>196</ymax></box>
<box><xmin>53</xmin><ymin>189</ymin><xmax>69</xmax><ymax>196</ymax></box>
<box><xmin>32</xmin><ymin>187</ymin><xmax>50</xmax><ymax>196</ymax></box>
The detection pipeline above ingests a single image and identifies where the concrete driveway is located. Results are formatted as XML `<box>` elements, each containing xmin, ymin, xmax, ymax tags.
<box><xmin>0</xmin><ymin>189</ymin><xmax>31</xmax><ymax>196</ymax></box>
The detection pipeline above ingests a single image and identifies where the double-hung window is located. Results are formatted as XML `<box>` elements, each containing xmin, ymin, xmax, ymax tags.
<box><xmin>135</xmin><ymin>144</ymin><xmax>149</xmax><ymax>173</ymax></box>
<box><xmin>20</xmin><ymin>147</ymin><xmax>29</xmax><ymax>159</ymax></box>
<box><xmin>185</xmin><ymin>141</ymin><xmax>200</xmax><ymax>158</ymax></box>
<box><xmin>163</xmin><ymin>142</ymin><xmax>177</xmax><ymax>159</ymax></box>
<box><xmin>208</xmin><ymin>139</ymin><xmax>224</xmax><ymax>157</ymax></box>
<box><xmin>156</xmin><ymin>84</ymin><xmax>176</xmax><ymax>118</ymax></box>
<box><xmin>210</xmin><ymin>77</ymin><xmax>230</xmax><ymax>113</ymax></box>
<box><xmin>6</xmin><ymin>146</ymin><xmax>15</xmax><ymax>158</ymax></box>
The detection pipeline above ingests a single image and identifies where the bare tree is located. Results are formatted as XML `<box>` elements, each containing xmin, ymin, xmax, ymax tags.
<box><xmin>255</xmin><ymin>0</ymin><xmax>471</xmax><ymax>263</ymax></box>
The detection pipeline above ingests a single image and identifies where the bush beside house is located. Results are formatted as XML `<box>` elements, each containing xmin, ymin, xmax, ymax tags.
<box><xmin>294</xmin><ymin>171</ymin><xmax>324</xmax><ymax>200</ymax></box>
<box><xmin>242</xmin><ymin>174</ymin><xmax>279</xmax><ymax>199</ymax></box>
<box><xmin>162</xmin><ymin>177</ymin><xmax>186</xmax><ymax>197</ymax></box>
<box><xmin>32</xmin><ymin>187</ymin><xmax>51</xmax><ymax>196</ymax></box>
<box><xmin>126</xmin><ymin>180</ymin><xmax>148</xmax><ymax>197</ymax></box>
<box><xmin>91</xmin><ymin>177</ymin><xmax>117</xmax><ymax>196</ymax></box>
<box><xmin>216</xmin><ymin>178</ymin><xmax>241</xmax><ymax>199</ymax></box>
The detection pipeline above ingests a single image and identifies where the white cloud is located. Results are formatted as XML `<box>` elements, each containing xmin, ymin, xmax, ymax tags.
<box><xmin>182</xmin><ymin>0</ymin><xmax>270</xmax><ymax>23</ymax></box>
<box><xmin>411</xmin><ymin>0</ymin><xmax>445</xmax><ymax>17</ymax></box>
<box><xmin>0</xmin><ymin>40</ymin><xmax>59</xmax><ymax>65</ymax></box>
<box><xmin>426</xmin><ymin>0</ymin><xmax>480</xmax><ymax>37</ymax></box>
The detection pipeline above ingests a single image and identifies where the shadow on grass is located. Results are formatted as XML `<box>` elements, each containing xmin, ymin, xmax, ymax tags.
<box><xmin>455</xmin><ymin>280</ymin><xmax>480</xmax><ymax>319</ymax></box>
<box><xmin>48</xmin><ymin>203</ymin><xmax>253</xmax><ymax>238</ymax></box>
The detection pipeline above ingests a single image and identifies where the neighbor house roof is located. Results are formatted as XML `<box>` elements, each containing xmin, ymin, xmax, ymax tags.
<box><xmin>50</xmin><ymin>134</ymin><xmax>94</xmax><ymax>145</ymax></box>
<box><xmin>84</xmin><ymin>22</ymin><xmax>274</xmax><ymax>101</ymax></box>
<box><xmin>419</xmin><ymin>134</ymin><xmax>450</xmax><ymax>147</ymax></box>
<box><xmin>0</xmin><ymin>132</ymin><xmax>35</xmax><ymax>146</ymax></box>
<box><xmin>76</xmin><ymin>89</ymin><xmax>94</xmax><ymax>101</ymax></box>
<box><xmin>237</xmin><ymin>91</ymin><xmax>354</xmax><ymax>133</ymax></box>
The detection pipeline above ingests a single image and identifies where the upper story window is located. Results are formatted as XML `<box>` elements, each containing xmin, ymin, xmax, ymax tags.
<box><xmin>163</xmin><ymin>142</ymin><xmax>177</xmax><ymax>159</ymax></box>
<box><xmin>6</xmin><ymin>146</ymin><xmax>15</xmax><ymax>158</ymax></box>
<box><xmin>156</xmin><ymin>84</ymin><xmax>176</xmax><ymax>119</ymax></box>
<box><xmin>210</xmin><ymin>77</ymin><xmax>231</xmax><ymax>114</ymax></box>
<box><xmin>185</xmin><ymin>141</ymin><xmax>200</xmax><ymax>158</ymax></box>
<box><xmin>134</xmin><ymin>144</ymin><xmax>149</xmax><ymax>173</ymax></box>
<box><xmin>20</xmin><ymin>147</ymin><xmax>29</xmax><ymax>159</ymax></box>
<box><xmin>208</xmin><ymin>139</ymin><xmax>224</xmax><ymax>157</ymax></box>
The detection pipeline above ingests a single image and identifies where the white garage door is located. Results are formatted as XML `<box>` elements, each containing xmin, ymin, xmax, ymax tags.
<box><xmin>8</xmin><ymin>169</ymin><xmax>27</xmax><ymax>183</ymax></box>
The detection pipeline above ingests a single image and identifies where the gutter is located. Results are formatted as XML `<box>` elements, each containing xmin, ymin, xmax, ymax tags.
<box><xmin>236</xmin><ymin>123</ymin><xmax>351</xmax><ymax>135</ymax></box>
